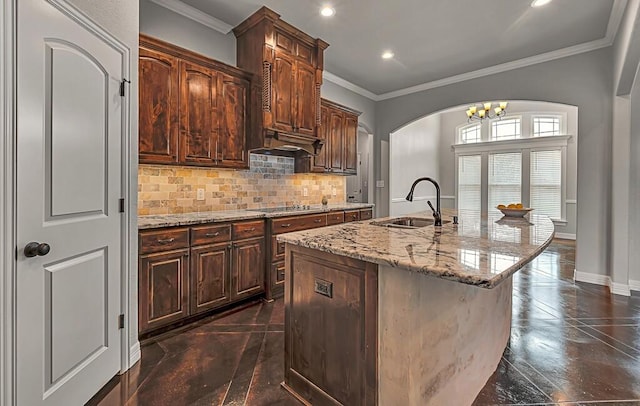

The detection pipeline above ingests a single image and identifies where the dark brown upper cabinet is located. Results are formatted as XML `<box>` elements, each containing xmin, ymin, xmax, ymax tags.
<box><xmin>138</xmin><ymin>47</ymin><xmax>179</xmax><ymax>163</ymax></box>
<box><xmin>139</xmin><ymin>35</ymin><xmax>252</xmax><ymax>169</ymax></box>
<box><xmin>298</xmin><ymin>98</ymin><xmax>361</xmax><ymax>175</ymax></box>
<box><xmin>233</xmin><ymin>7</ymin><xmax>328</xmax><ymax>155</ymax></box>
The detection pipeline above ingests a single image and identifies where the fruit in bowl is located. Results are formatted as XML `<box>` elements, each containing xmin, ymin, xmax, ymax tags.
<box><xmin>497</xmin><ymin>203</ymin><xmax>533</xmax><ymax>217</ymax></box>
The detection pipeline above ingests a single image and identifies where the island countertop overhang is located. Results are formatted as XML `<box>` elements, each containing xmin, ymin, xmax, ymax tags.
<box><xmin>277</xmin><ymin>208</ymin><xmax>555</xmax><ymax>288</ymax></box>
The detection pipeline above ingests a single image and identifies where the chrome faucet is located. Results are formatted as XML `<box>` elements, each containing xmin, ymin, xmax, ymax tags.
<box><xmin>406</xmin><ymin>177</ymin><xmax>442</xmax><ymax>226</ymax></box>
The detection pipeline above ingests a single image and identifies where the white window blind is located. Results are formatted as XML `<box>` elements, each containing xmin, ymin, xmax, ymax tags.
<box><xmin>460</xmin><ymin>124</ymin><xmax>481</xmax><ymax>144</ymax></box>
<box><xmin>530</xmin><ymin>150</ymin><xmax>561</xmax><ymax>219</ymax></box>
<box><xmin>488</xmin><ymin>152</ymin><xmax>521</xmax><ymax>214</ymax></box>
<box><xmin>491</xmin><ymin>118</ymin><xmax>521</xmax><ymax>141</ymax></box>
<box><xmin>458</xmin><ymin>155</ymin><xmax>481</xmax><ymax>213</ymax></box>
<box><xmin>533</xmin><ymin>116</ymin><xmax>560</xmax><ymax>137</ymax></box>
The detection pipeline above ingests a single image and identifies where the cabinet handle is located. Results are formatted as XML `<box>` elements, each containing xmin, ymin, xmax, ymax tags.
<box><xmin>314</xmin><ymin>219</ymin><xmax>322</xmax><ymax>223</ymax></box>
<box><xmin>205</xmin><ymin>232</ymin><xmax>220</xmax><ymax>237</ymax></box>
<box><xmin>281</xmin><ymin>224</ymin><xmax>291</xmax><ymax>228</ymax></box>
<box><xmin>243</xmin><ymin>227</ymin><xmax>256</xmax><ymax>232</ymax></box>
<box><xmin>156</xmin><ymin>237</ymin><xmax>175</xmax><ymax>244</ymax></box>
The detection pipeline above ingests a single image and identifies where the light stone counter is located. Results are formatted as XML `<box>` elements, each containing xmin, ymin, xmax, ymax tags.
<box><xmin>137</xmin><ymin>202</ymin><xmax>374</xmax><ymax>229</ymax></box>
<box><xmin>277</xmin><ymin>208</ymin><xmax>554</xmax><ymax>288</ymax></box>
<box><xmin>280</xmin><ymin>208</ymin><xmax>554</xmax><ymax>405</ymax></box>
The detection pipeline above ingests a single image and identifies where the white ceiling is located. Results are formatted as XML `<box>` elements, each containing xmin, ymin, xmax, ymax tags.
<box><xmin>162</xmin><ymin>0</ymin><xmax>625</xmax><ymax>98</ymax></box>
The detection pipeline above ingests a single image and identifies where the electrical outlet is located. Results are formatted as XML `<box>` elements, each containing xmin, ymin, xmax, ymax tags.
<box><xmin>303</xmin><ymin>187</ymin><xmax>308</xmax><ymax>197</ymax></box>
<box><xmin>332</xmin><ymin>187</ymin><xmax>337</xmax><ymax>196</ymax></box>
<box><xmin>197</xmin><ymin>188</ymin><xmax>205</xmax><ymax>201</ymax></box>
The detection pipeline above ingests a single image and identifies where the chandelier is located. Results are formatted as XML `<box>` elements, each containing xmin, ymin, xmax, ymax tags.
<box><xmin>466</xmin><ymin>101</ymin><xmax>508</xmax><ymax>122</ymax></box>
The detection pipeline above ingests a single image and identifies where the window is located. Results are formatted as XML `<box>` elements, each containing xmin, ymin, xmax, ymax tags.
<box><xmin>459</xmin><ymin>123</ymin><xmax>481</xmax><ymax>144</ymax></box>
<box><xmin>530</xmin><ymin>150</ymin><xmax>562</xmax><ymax>219</ymax></box>
<box><xmin>488</xmin><ymin>152</ymin><xmax>521</xmax><ymax>214</ymax></box>
<box><xmin>491</xmin><ymin>118</ymin><xmax>521</xmax><ymax>141</ymax></box>
<box><xmin>533</xmin><ymin>116</ymin><xmax>560</xmax><ymax>137</ymax></box>
<box><xmin>458</xmin><ymin>155</ymin><xmax>481</xmax><ymax>212</ymax></box>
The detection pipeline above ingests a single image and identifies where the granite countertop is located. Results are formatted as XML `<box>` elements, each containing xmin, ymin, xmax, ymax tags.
<box><xmin>277</xmin><ymin>208</ymin><xmax>555</xmax><ymax>288</ymax></box>
<box><xmin>137</xmin><ymin>202</ymin><xmax>375</xmax><ymax>229</ymax></box>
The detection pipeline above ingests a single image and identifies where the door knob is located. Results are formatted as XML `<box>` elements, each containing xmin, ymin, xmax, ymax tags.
<box><xmin>24</xmin><ymin>242</ymin><xmax>50</xmax><ymax>258</ymax></box>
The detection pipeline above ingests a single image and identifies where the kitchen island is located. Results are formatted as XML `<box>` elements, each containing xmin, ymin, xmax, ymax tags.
<box><xmin>277</xmin><ymin>209</ymin><xmax>554</xmax><ymax>406</ymax></box>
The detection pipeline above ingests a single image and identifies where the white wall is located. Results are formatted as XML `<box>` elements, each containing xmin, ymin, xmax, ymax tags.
<box><xmin>375</xmin><ymin>47</ymin><xmax>613</xmax><ymax>279</ymax></box>
<box><xmin>437</xmin><ymin>101</ymin><xmax>578</xmax><ymax>235</ymax></box>
<box><xmin>390</xmin><ymin>114</ymin><xmax>441</xmax><ymax>216</ymax></box>
<box><xmin>140</xmin><ymin>0</ymin><xmax>236</xmax><ymax>65</ymax></box>
<box><xmin>609</xmin><ymin>0</ymin><xmax>640</xmax><ymax>294</ymax></box>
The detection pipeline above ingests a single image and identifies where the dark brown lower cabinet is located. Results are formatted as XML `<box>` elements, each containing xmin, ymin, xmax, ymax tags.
<box><xmin>190</xmin><ymin>242</ymin><xmax>231</xmax><ymax>314</ymax></box>
<box><xmin>231</xmin><ymin>237</ymin><xmax>265</xmax><ymax>301</ymax></box>
<box><xmin>139</xmin><ymin>249</ymin><xmax>190</xmax><ymax>333</ymax></box>
<box><xmin>284</xmin><ymin>245</ymin><xmax>378</xmax><ymax>406</ymax></box>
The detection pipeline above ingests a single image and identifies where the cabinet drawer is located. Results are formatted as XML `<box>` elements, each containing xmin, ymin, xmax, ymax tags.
<box><xmin>326</xmin><ymin>211</ymin><xmax>345</xmax><ymax>225</ymax></box>
<box><xmin>190</xmin><ymin>224</ymin><xmax>231</xmax><ymax>246</ymax></box>
<box><xmin>360</xmin><ymin>209</ymin><xmax>373</xmax><ymax>220</ymax></box>
<box><xmin>272</xmin><ymin>261</ymin><xmax>285</xmax><ymax>286</ymax></box>
<box><xmin>271</xmin><ymin>236</ymin><xmax>286</xmax><ymax>262</ymax></box>
<box><xmin>271</xmin><ymin>213</ymin><xmax>327</xmax><ymax>234</ymax></box>
<box><xmin>232</xmin><ymin>220</ymin><xmax>265</xmax><ymax>240</ymax></box>
<box><xmin>139</xmin><ymin>228</ymin><xmax>189</xmax><ymax>254</ymax></box>
<box><xmin>344</xmin><ymin>210</ymin><xmax>361</xmax><ymax>223</ymax></box>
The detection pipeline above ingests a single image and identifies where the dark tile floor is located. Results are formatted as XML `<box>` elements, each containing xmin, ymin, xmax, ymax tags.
<box><xmin>93</xmin><ymin>240</ymin><xmax>640</xmax><ymax>406</ymax></box>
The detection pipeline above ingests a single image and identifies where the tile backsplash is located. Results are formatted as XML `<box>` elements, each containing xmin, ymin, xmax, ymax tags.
<box><xmin>138</xmin><ymin>154</ymin><xmax>346</xmax><ymax>215</ymax></box>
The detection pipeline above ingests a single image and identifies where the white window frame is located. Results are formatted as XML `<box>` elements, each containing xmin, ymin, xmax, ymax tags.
<box><xmin>490</xmin><ymin>115</ymin><xmax>522</xmax><ymax>141</ymax></box>
<box><xmin>453</xmin><ymin>135</ymin><xmax>571</xmax><ymax>222</ymax></box>
<box><xmin>530</xmin><ymin>113</ymin><xmax>566</xmax><ymax>137</ymax></box>
<box><xmin>457</xmin><ymin>122</ymin><xmax>482</xmax><ymax>144</ymax></box>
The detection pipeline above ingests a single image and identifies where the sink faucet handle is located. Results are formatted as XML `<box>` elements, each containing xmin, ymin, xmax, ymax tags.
<box><xmin>427</xmin><ymin>200</ymin><xmax>437</xmax><ymax>215</ymax></box>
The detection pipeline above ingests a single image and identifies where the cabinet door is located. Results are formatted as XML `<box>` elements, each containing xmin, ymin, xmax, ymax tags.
<box><xmin>139</xmin><ymin>249</ymin><xmax>189</xmax><ymax>334</ymax></box>
<box><xmin>295</xmin><ymin>62</ymin><xmax>317</xmax><ymax>136</ymax></box>
<box><xmin>190</xmin><ymin>243</ymin><xmax>231</xmax><ymax>314</ymax></box>
<box><xmin>179</xmin><ymin>61</ymin><xmax>219</xmax><ymax>165</ymax></box>
<box><xmin>139</xmin><ymin>47</ymin><xmax>179</xmax><ymax>163</ymax></box>
<box><xmin>231</xmin><ymin>237</ymin><xmax>265</xmax><ymax>300</ymax></box>
<box><xmin>272</xmin><ymin>51</ymin><xmax>296</xmax><ymax>133</ymax></box>
<box><xmin>344</xmin><ymin>113</ymin><xmax>358</xmax><ymax>173</ymax></box>
<box><xmin>312</xmin><ymin>104</ymin><xmax>330</xmax><ymax>172</ymax></box>
<box><xmin>329</xmin><ymin>110</ymin><xmax>344</xmax><ymax>172</ymax></box>
<box><xmin>219</xmin><ymin>74</ymin><xmax>249</xmax><ymax>168</ymax></box>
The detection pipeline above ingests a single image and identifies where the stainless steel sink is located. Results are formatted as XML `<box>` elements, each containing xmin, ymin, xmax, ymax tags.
<box><xmin>371</xmin><ymin>217</ymin><xmax>451</xmax><ymax>229</ymax></box>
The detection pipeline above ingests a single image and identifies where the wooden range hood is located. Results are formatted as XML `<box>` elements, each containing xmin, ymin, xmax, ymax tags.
<box><xmin>233</xmin><ymin>6</ymin><xmax>329</xmax><ymax>158</ymax></box>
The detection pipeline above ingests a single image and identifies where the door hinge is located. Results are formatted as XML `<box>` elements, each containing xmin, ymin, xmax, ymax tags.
<box><xmin>118</xmin><ymin>314</ymin><xmax>125</xmax><ymax>329</ymax></box>
<box><xmin>119</xmin><ymin>198</ymin><xmax>125</xmax><ymax>213</ymax></box>
<box><xmin>119</xmin><ymin>78</ymin><xmax>131</xmax><ymax>97</ymax></box>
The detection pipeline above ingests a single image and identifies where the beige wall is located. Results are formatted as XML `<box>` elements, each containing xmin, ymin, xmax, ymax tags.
<box><xmin>138</xmin><ymin>155</ymin><xmax>346</xmax><ymax>215</ymax></box>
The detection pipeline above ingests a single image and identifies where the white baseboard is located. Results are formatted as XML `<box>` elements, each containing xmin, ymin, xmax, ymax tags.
<box><xmin>574</xmin><ymin>270</ymin><xmax>631</xmax><ymax>297</ymax></box>
<box><xmin>630</xmin><ymin>280</ymin><xmax>640</xmax><ymax>292</ymax></box>
<box><xmin>554</xmin><ymin>232</ymin><xmax>576</xmax><ymax>240</ymax></box>
<box><xmin>611</xmin><ymin>281</ymin><xmax>631</xmax><ymax>296</ymax></box>
<box><xmin>129</xmin><ymin>341</ymin><xmax>141</xmax><ymax>367</ymax></box>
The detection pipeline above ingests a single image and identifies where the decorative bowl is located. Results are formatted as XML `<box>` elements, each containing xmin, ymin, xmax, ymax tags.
<box><xmin>497</xmin><ymin>207</ymin><xmax>534</xmax><ymax>217</ymax></box>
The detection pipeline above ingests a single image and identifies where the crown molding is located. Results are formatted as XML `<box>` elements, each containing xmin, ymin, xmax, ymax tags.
<box><xmin>322</xmin><ymin>71</ymin><xmax>380</xmax><ymax>101</ymax></box>
<box><xmin>148</xmin><ymin>0</ymin><xmax>233</xmax><ymax>34</ymax></box>
<box><xmin>153</xmin><ymin>0</ymin><xmax>628</xmax><ymax>101</ymax></box>
<box><xmin>330</xmin><ymin>0</ymin><xmax>629</xmax><ymax>102</ymax></box>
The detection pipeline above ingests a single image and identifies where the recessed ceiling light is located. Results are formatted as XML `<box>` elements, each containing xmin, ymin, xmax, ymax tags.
<box><xmin>320</xmin><ymin>6</ymin><xmax>335</xmax><ymax>17</ymax></box>
<box><xmin>381</xmin><ymin>51</ymin><xmax>394</xmax><ymax>60</ymax></box>
<box><xmin>531</xmin><ymin>0</ymin><xmax>552</xmax><ymax>7</ymax></box>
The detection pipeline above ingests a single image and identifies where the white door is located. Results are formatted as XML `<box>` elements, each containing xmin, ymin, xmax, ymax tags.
<box><xmin>346</xmin><ymin>153</ymin><xmax>363</xmax><ymax>202</ymax></box>
<box><xmin>17</xmin><ymin>0</ymin><xmax>124</xmax><ymax>404</ymax></box>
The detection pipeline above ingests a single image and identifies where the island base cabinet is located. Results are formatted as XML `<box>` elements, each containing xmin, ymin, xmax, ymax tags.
<box><xmin>284</xmin><ymin>245</ymin><xmax>378</xmax><ymax>406</ymax></box>
<box><xmin>139</xmin><ymin>249</ymin><xmax>190</xmax><ymax>333</ymax></box>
